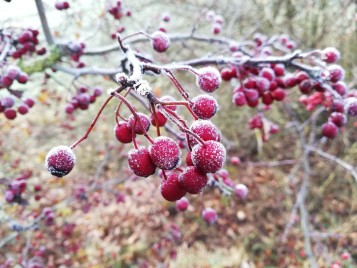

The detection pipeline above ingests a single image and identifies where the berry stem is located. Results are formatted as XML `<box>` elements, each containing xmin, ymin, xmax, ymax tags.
<box><xmin>150</xmin><ymin>102</ymin><xmax>161</xmax><ymax>137</ymax></box>
<box><xmin>70</xmin><ymin>95</ymin><xmax>114</xmax><ymax>149</ymax></box>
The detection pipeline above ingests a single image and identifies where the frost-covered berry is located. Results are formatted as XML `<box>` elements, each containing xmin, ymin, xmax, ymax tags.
<box><xmin>332</xmin><ymin>81</ymin><xmax>347</xmax><ymax>96</ymax></box>
<box><xmin>188</xmin><ymin>120</ymin><xmax>220</xmax><ymax>147</ymax></box>
<box><xmin>1</xmin><ymin>96</ymin><xmax>15</xmax><ymax>108</ymax></box>
<box><xmin>45</xmin><ymin>145</ymin><xmax>76</xmax><ymax>177</ymax></box>
<box><xmin>150</xmin><ymin>136</ymin><xmax>181</xmax><ymax>170</ymax></box>
<box><xmin>271</xmin><ymin>88</ymin><xmax>286</xmax><ymax>101</ymax></box>
<box><xmin>196</xmin><ymin>67</ymin><xmax>221</xmax><ymax>93</ymax></box>
<box><xmin>191</xmin><ymin>141</ymin><xmax>226</xmax><ymax>174</ymax></box>
<box><xmin>17</xmin><ymin>73</ymin><xmax>28</xmax><ymax>84</ymax></box>
<box><xmin>321</xmin><ymin>122</ymin><xmax>338</xmax><ymax>139</ymax></box>
<box><xmin>176</xmin><ymin>197</ymin><xmax>189</xmax><ymax>211</ymax></box>
<box><xmin>151</xmin><ymin>31</ymin><xmax>170</xmax><ymax>53</ymax></box>
<box><xmin>328</xmin><ymin>65</ymin><xmax>345</xmax><ymax>83</ymax></box>
<box><xmin>345</xmin><ymin>98</ymin><xmax>357</xmax><ymax>116</ymax></box>
<box><xmin>234</xmin><ymin>184</ymin><xmax>249</xmax><ymax>200</ymax></box>
<box><xmin>230</xmin><ymin>156</ymin><xmax>240</xmax><ymax>165</ymax></box>
<box><xmin>329</xmin><ymin>112</ymin><xmax>346</xmax><ymax>127</ymax></box>
<box><xmin>128</xmin><ymin>146</ymin><xmax>156</xmax><ymax>177</ymax></box>
<box><xmin>202</xmin><ymin>208</ymin><xmax>218</xmax><ymax>224</ymax></box>
<box><xmin>322</xmin><ymin>47</ymin><xmax>340</xmax><ymax>63</ymax></box>
<box><xmin>232</xmin><ymin>92</ymin><xmax>247</xmax><ymax>106</ymax></box>
<box><xmin>191</xmin><ymin>94</ymin><xmax>218</xmax><ymax>120</ymax></box>
<box><xmin>160</xmin><ymin>173</ymin><xmax>186</xmax><ymax>202</ymax></box>
<box><xmin>114</xmin><ymin>121</ymin><xmax>133</xmax><ymax>143</ymax></box>
<box><xmin>160</xmin><ymin>95</ymin><xmax>177</xmax><ymax>111</ymax></box>
<box><xmin>127</xmin><ymin>113</ymin><xmax>150</xmax><ymax>135</ymax></box>
<box><xmin>178</xmin><ymin>166</ymin><xmax>208</xmax><ymax>194</ymax></box>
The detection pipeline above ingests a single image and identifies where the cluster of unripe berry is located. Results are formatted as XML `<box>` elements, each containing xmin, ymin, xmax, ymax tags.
<box><xmin>0</xmin><ymin>95</ymin><xmax>35</xmax><ymax>120</ymax></box>
<box><xmin>65</xmin><ymin>86</ymin><xmax>103</xmax><ymax>114</ymax></box>
<box><xmin>55</xmin><ymin>1</ymin><xmax>70</xmax><ymax>10</ymax></box>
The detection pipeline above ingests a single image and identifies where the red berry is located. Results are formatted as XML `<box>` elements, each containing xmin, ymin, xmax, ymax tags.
<box><xmin>328</xmin><ymin>65</ymin><xmax>344</xmax><ymax>82</ymax></box>
<box><xmin>260</xmin><ymin>67</ymin><xmax>275</xmax><ymax>81</ymax></box>
<box><xmin>34</xmin><ymin>185</ymin><xmax>42</xmax><ymax>192</ymax></box>
<box><xmin>150</xmin><ymin>111</ymin><xmax>167</xmax><ymax>127</ymax></box>
<box><xmin>114</xmin><ymin>121</ymin><xmax>133</xmax><ymax>144</ymax></box>
<box><xmin>230</xmin><ymin>156</ymin><xmax>240</xmax><ymax>165</ymax></box>
<box><xmin>191</xmin><ymin>141</ymin><xmax>226</xmax><ymax>173</ymax></box>
<box><xmin>255</xmin><ymin>77</ymin><xmax>270</xmax><ymax>92</ymax></box>
<box><xmin>322</xmin><ymin>47</ymin><xmax>340</xmax><ymax>63</ymax></box>
<box><xmin>128</xmin><ymin>146</ymin><xmax>156</xmax><ymax>177</ymax></box>
<box><xmin>196</xmin><ymin>67</ymin><xmax>221</xmax><ymax>93</ymax></box>
<box><xmin>178</xmin><ymin>166</ymin><xmax>208</xmax><ymax>194</ymax></box>
<box><xmin>321</xmin><ymin>122</ymin><xmax>338</xmax><ymax>139</ymax></box>
<box><xmin>332</xmin><ymin>81</ymin><xmax>347</xmax><ymax>96</ymax></box>
<box><xmin>273</xmin><ymin>64</ymin><xmax>285</xmax><ymax>76</ymax></box>
<box><xmin>65</xmin><ymin>104</ymin><xmax>75</xmax><ymax>114</ymax></box>
<box><xmin>1</xmin><ymin>96</ymin><xmax>15</xmax><ymax>108</ymax></box>
<box><xmin>212</xmin><ymin>23</ymin><xmax>221</xmax><ymax>34</ymax></box>
<box><xmin>191</xmin><ymin>94</ymin><xmax>218</xmax><ymax>120</ymax></box>
<box><xmin>249</xmin><ymin>114</ymin><xmax>263</xmax><ymax>129</ymax></box>
<box><xmin>186</xmin><ymin>151</ymin><xmax>194</xmax><ymax>166</ymax></box>
<box><xmin>77</xmin><ymin>93</ymin><xmax>90</xmax><ymax>105</ymax></box>
<box><xmin>127</xmin><ymin>113</ymin><xmax>150</xmax><ymax>135</ymax></box>
<box><xmin>329</xmin><ymin>112</ymin><xmax>346</xmax><ymax>127</ymax></box>
<box><xmin>176</xmin><ymin>197</ymin><xmax>189</xmax><ymax>211</ymax></box>
<box><xmin>37</xmin><ymin>47</ymin><xmax>46</xmax><ymax>55</ymax></box>
<box><xmin>220</xmin><ymin>67</ymin><xmax>234</xmax><ymax>81</ymax></box>
<box><xmin>160</xmin><ymin>95</ymin><xmax>177</xmax><ymax>111</ymax></box>
<box><xmin>295</xmin><ymin>71</ymin><xmax>309</xmax><ymax>83</ymax></box>
<box><xmin>298</xmin><ymin>80</ymin><xmax>312</xmax><ymax>94</ymax></box>
<box><xmin>45</xmin><ymin>145</ymin><xmax>76</xmax><ymax>177</ymax></box>
<box><xmin>17</xmin><ymin>73</ymin><xmax>28</xmax><ymax>84</ymax></box>
<box><xmin>150</xmin><ymin>136</ymin><xmax>181</xmax><ymax>170</ymax></box>
<box><xmin>151</xmin><ymin>31</ymin><xmax>170</xmax><ymax>53</ymax></box>
<box><xmin>1</xmin><ymin>76</ymin><xmax>13</xmax><ymax>87</ymax></box>
<box><xmin>188</xmin><ymin>120</ymin><xmax>220</xmax><ymax>147</ymax></box>
<box><xmin>6</xmin><ymin>66</ymin><xmax>20</xmax><ymax>80</ymax></box>
<box><xmin>244</xmin><ymin>89</ymin><xmax>259</xmax><ymax>102</ymax></box>
<box><xmin>18</xmin><ymin>105</ymin><xmax>29</xmax><ymax>115</ymax></box>
<box><xmin>262</xmin><ymin>92</ymin><xmax>273</xmax><ymax>105</ymax></box>
<box><xmin>271</xmin><ymin>88</ymin><xmax>286</xmax><ymax>101</ymax></box>
<box><xmin>160</xmin><ymin>173</ymin><xmax>186</xmax><ymax>202</ymax></box>
<box><xmin>346</xmin><ymin>98</ymin><xmax>357</xmax><ymax>116</ymax></box>
<box><xmin>232</xmin><ymin>92</ymin><xmax>247</xmax><ymax>106</ymax></box>
<box><xmin>330</xmin><ymin>100</ymin><xmax>344</xmax><ymax>113</ymax></box>
<box><xmin>24</xmin><ymin>98</ymin><xmax>35</xmax><ymax>108</ymax></box>
<box><xmin>93</xmin><ymin>87</ymin><xmax>103</xmax><ymax>96</ymax></box>
<box><xmin>202</xmin><ymin>208</ymin><xmax>218</xmax><ymax>224</ymax></box>
<box><xmin>284</xmin><ymin>75</ymin><xmax>297</xmax><ymax>88</ymax></box>
<box><xmin>4</xmin><ymin>109</ymin><xmax>17</xmax><ymax>120</ymax></box>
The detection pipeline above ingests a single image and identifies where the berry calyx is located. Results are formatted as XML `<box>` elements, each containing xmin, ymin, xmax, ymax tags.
<box><xmin>196</xmin><ymin>67</ymin><xmax>221</xmax><ymax>93</ymax></box>
<box><xmin>128</xmin><ymin>146</ymin><xmax>156</xmax><ymax>177</ymax></box>
<box><xmin>45</xmin><ymin>146</ymin><xmax>76</xmax><ymax>177</ymax></box>
<box><xmin>191</xmin><ymin>141</ymin><xmax>226</xmax><ymax>173</ymax></box>
<box><xmin>150</xmin><ymin>136</ymin><xmax>181</xmax><ymax>170</ymax></box>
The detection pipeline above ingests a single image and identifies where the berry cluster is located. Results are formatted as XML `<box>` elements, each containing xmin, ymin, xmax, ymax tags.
<box><xmin>107</xmin><ymin>1</ymin><xmax>131</xmax><ymax>20</ymax></box>
<box><xmin>65</xmin><ymin>86</ymin><xmax>103</xmax><ymax>114</ymax></box>
<box><xmin>0</xmin><ymin>66</ymin><xmax>28</xmax><ymax>88</ymax></box>
<box><xmin>7</xmin><ymin>29</ymin><xmax>44</xmax><ymax>59</ymax></box>
<box><xmin>4</xmin><ymin>171</ymin><xmax>32</xmax><ymax>204</ymax></box>
<box><xmin>0</xmin><ymin>95</ymin><xmax>35</xmax><ymax>120</ymax></box>
<box><xmin>205</xmin><ymin>10</ymin><xmax>224</xmax><ymax>35</ymax></box>
<box><xmin>67</xmin><ymin>41</ymin><xmax>86</xmax><ymax>62</ymax></box>
<box><xmin>55</xmin><ymin>1</ymin><xmax>70</xmax><ymax>10</ymax></box>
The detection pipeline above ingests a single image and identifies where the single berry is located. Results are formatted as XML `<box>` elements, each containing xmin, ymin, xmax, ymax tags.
<box><xmin>298</xmin><ymin>80</ymin><xmax>312</xmax><ymax>94</ymax></box>
<box><xmin>18</xmin><ymin>105</ymin><xmax>29</xmax><ymax>115</ymax></box>
<box><xmin>329</xmin><ymin>112</ymin><xmax>346</xmax><ymax>127</ymax></box>
<box><xmin>321</xmin><ymin>122</ymin><xmax>338</xmax><ymax>139</ymax></box>
<box><xmin>176</xmin><ymin>197</ymin><xmax>189</xmax><ymax>211</ymax></box>
<box><xmin>332</xmin><ymin>81</ymin><xmax>347</xmax><ymax>96</ymax></box>
<box><xmin>1</xmin><ymin>76</ymin><xmax>12</xmax><ymax>87</ymax></box>
<box><xmin>4</xmin><ymin>109</ymin><xmax>17</xmax><ymax>120</ymax></box>
<box><xmin>234</xmin><ymin>184</ymin><xmax>249</xmax><ymax>200</ymax></box>
<box><xmin>273</xmin><ymin>64</ymin><xmax>285</xmax><ymax>76</ymax></box>
<box><xmin>128</xmin><ymin>146</ymin><xmax>156</xmax><ymax>177</ymax></box>
<box><xmin>151</xmin><ymin>31</ymin><xmax>170</xmax><ymax>53</ymax></box>
<box><xmin>150</xmin><ymin>136</ymin><xmax>181</xmax><ymax>170</ymax></box>
<box><xmin>328</xmin><ymin>65</ymin><xmax>344</xmax><ymax>82</ymax></box>
<box><xmin>178</xmin><ymin>166</ymin><xmax>208</xmax><ymax>194</ymax></box>
<box><xmin>230</xmin><ymin>156</ymin><xmax>240</xmax><ymax>165</ymax></box>
<box><xmin>322</xmin><ymin>47</ymin><xmax>340</xmax><ymax>63</ymax></box>
<box><xmin>255</xmin><ymin>77</ymin><xmax>270</xmax><ymax>92</ymax></box>
<box><xmin>17</xmin><ymin>72</ymin><xmax>28</xmax><ymax>84</ymax></box>
<box><xmin>150</xmin><ymin>111</ymin><xmax>167</xmax><ymax>127</ymax></box>
<box><xmin>127</xmin><ymin>113</ymin><xmax>150</xmax><ymax>135</ymax></box>
<box><xmin>160</xmin><ymin>95</ymin><xmax>177</xmax><ymax>111</ymax></box>
<box><xmin>191</xmin><ymin>141</ymin><xmax>226</xmax><ymax>174</ymax></box>
<box><xmin>65</xmin><ymin>104</ymin><xmax>75</xmax><ymax>114</ymax></box>
<box><xmin>191</xmin><ymin>94</ymin><xmax>218</xmax><ymax>120</ymax></box>
<box><xmin>232</xmin><ymin>92</ymin><xmax>247</xmax><ymax>106</ymax></box>
<box><xmin>188</xmin><ymin>120</ymin><xmax>220</xmax><ymax>147</ymax></box>
<box><xmin>202</xmin><ymin>208</ymin><xmax>218</xmax><ymax>224</ymax></box>
<box><xmin>93</xmin><ymin>87</ymin><xmax>103</xmax><ymax>96</ymax></box>
<box><xmin>196</xmin><ymin>67</ymin><xmax>221</xmax><ymax>93</ymax></box>
<box><xmin>160</xmin><ymin>173</ymin><xmax>186</xmax><ymax>202</ymax></box>
<box><xmin>345</xmin><ymin>98</ymin><xmax>357</xmax><ymax>116</ymax></box>
<box><xmin>24</xmin><ymin>98</ymin><xmax>35</xmax><ymax>108</ymax></box>
<box><xmin>259</xmin><ymin>67</ymin><xmax>275</xmax><ymax>81</ymax></box>
<box><xmin>271</xmin><ymin>88</ymin><xmax>286</xmax><ymax>101</ymax></box>
<box><xmin>114</xmin><ymin>121</ymin><xmax>133</xmax><ymax>144</ymax></box>
<box><xmin>6</xmin><ymin>66</ymin><xmax>20</xmax><ymax>80</ymax></box>
<box><xmin>284</xmin><ymin>75</ymin><xmax>297</xmax><ymax>88</ymax></box>
<box><xmin>1</xmin><ymin>96</ymin><xmax>15</xmax><ymax>108</ymax></box>
<box><xmin>45</xmin><ymin>145</ymin><xmax>76</xmax><ymax>177</ymax></box>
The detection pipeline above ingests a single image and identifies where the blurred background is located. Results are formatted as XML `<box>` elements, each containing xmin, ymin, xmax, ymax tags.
<box><xmin>0</xmin><ymin>0</ymin><xmax>356</xmax><ymax>267</ymax></box>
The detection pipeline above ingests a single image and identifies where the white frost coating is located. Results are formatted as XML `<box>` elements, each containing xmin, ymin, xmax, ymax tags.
<box><xmin>196</xmin><ymin>67</ymin><xmax>222</xmax><ymax>90</ymax></box>
<box><xmin>45</xmin><ymin>145</ymin><xmax>76</xmax><ymax>169</ymax></box>
<box><xmin>135</xmin><ymin>80</ymin><xmax>152</xmax><ymax>96</ymax></box>
<box><xmin>345</xmin><ymin>97</ymin><xmax>357</xmax><ymax>116</ymax></box>
<box><xmin>188</xmin><ymin>120</ymin><xmax>219</xmax><ymax>146</ymax></box>
<box><xmin>115</xmin><ymin>72</ymin><xmax>129</xmax><ymax>85</ymax></box>
<box><xmin>191</xmin><ymin>141</ymin><xmax>226</xmax><ymax>173</ymax></box>
<box><xmin>107</xmin><ymin>87</ymin><xmax>116</xmax><ymax>96</ymax></box>
<box><xmin>150</xmin><ymin>136</ymin><xmax>182</xmax><ymax>170</ymax></box>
